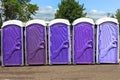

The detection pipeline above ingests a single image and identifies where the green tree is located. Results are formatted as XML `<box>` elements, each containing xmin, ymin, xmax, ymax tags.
<box><xmin>115</xmin><ymin>9</ymin><xmax>120</xmax><ymax>28</ymax></box>
<box><xmin>107</xmin><ymin>13</ymin><xmax>115</xmax><ymax>18</ymax></box>
<box><xmin>55</xmin><ymin>0</ymin><xmax>86</xmax><ymax>24</ymax></box>
<box><xmin>0</xmin><ymin>0</ymin><xmax>38</xmax><ymax>22</ymax></box>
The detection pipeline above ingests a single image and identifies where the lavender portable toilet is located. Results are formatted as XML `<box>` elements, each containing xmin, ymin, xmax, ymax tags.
<box><xmin>96</xmin><ymin>17</ymin><xmax>119</xmax><ymax>64</ymax></box>
<box><xmin>25</xmin><ymin>20</ymin><xmax>47</xmax><ymax>65</ymax></box>
<box><xmin>72</xmin><ymin>18</ymin><xmax>95</xmax><ymax>64</ymax></box>
<box><xmin>49</xmin><ymin>19</ymin><xmax>71</xmax><ymax>64</ymax></box>
<box><xmin>1</xmin><ymin>20</ymin><xmax>23</xmax><ymax>66</ymax></box>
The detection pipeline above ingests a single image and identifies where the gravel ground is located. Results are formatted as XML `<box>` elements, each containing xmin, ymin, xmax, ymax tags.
<box><xmin>0</xmin><ymin>64</ymin><xmax>120</xmax><ymax>80</ymax></box>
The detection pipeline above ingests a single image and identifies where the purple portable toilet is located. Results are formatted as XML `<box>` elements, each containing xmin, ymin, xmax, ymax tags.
<box><xmin>25</xmin><ymin>20</ymin><xmax>47</xmax><ymax>65</ymax></box>
<box><xmin>1</xmin><ymin>20</ymin><xmax>23</xmax><ymax>66</ymax></box>
<box><xmin>72</xmin><ymin>18</ymin><xmax>95</xmax><ymax>64</ymax></box>
<box><xmin>96</xmin><ymin>17</ymin><xmax>119</xmax><ymax>64</ymax></box>
<box><xmin>49</xmin><ymin>19</ymin><xmax>71</xmax><ymax>64</ymax></box>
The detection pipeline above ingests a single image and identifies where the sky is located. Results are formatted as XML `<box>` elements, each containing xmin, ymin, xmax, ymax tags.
<box><xmin>31</xmin><ymin>0</ymin><xmax>120</xmax><ymax>21</ymax></box>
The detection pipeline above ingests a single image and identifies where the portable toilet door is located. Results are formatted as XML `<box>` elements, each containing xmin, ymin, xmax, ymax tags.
<box><xmin>25</xmin><ymin>20</ymin><xmax>47</xmax><ymax>65</ymax></box>
<box><xmin>72</xmin><ymin>18</ymin><xmax>95</xmax><ymax>64</ymax></box>
<box><xmin>49</xmin><ymin>19</ymin><xmax>71</xmax><ymax>64</ymax></box>
<box><xmin>1</xmin><ymin>20</ymin><xmax>23</xmax><ymax>66</ymax></box>
<box><xmin>96</xmin><ymin>17</ymin><xmax>119</xmax><ymax>64</ymax></box>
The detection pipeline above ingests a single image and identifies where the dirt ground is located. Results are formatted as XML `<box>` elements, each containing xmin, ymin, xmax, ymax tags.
<box><xmin>0</xmin><ymin>64</ymin><xmax>120</xmax><ymax>80</ymax></box>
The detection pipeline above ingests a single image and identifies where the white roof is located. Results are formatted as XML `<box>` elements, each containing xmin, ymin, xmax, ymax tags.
<box><xmin>96</xmin><ymin>17</ymin><xmax>119</xmax><ymax>25</ymax></box>
<box><xmin>49</xmin><ymin>19</ymin><xmax>70</xmax><ymax>26</ymax></box>
<box><xmin>2</xmin><ymin>20</ymin><xmax>23</xmax><ymax>28</ymax></box>
<box><xmin>72</xmin><ymin>18</ymin><xmax>94</xmax><ymax>26</ymax></box>
<box><xmin>25</xmin><ymin>19</ymin><xmax>47</xmax><ymax>27</ymax></box>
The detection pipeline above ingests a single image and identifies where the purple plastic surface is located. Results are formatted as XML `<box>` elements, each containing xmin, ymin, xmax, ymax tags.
<box><xmin>26</xmin><ymin>24</ymin><xmax>46</xmax><ymax>65</ymax></box>
<box><xmin>2</xmin><ymin>25</ymin><xmax>23</xmax><ymax>66</ymax></box>
<box><xmin>97</xmin><ymin>22</ymin><xmax>118</xmax><ymax>63</ymax></box>
<box><xmin>73</xmin><ymin>22</ymin><xmax>94</xmax><ymax>64</ymax></box>
<box><xmin>49</xmin><ymin>23</ymin><xmax>70</xmax><ymax>64</ymax></box>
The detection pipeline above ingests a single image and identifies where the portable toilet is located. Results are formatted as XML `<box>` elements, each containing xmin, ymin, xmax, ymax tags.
<box><xmin>49</xmin><ymin>19</ymin><xmax>71</xmax><ymax>64</ymax></box>
<box><xmin>1</xmin><ymin>20</ymin><xmax>24</xmax><ymax>66</ymax></box>
<box><xmin>25</xmin><ymin>20</ymin><xmax>47</xmax><ymax>65</ymax></box>
<box><xmin>72</xmin><ymin>18</ymin><xmax>95</xmax><ymax>64</ymax></box>
<box><xmin>96</xmin><ymin>17</ymin><xmax>119</xmax><ymax>64</ymax></box>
